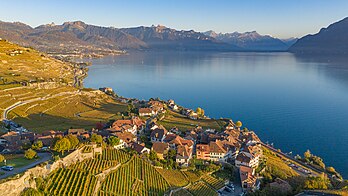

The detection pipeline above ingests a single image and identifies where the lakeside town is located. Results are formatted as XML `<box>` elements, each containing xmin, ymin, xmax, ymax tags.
<box><xmin>0</xmin><ymin>85</ymin><xmax>346</xmax><ymax>195</ymax></box>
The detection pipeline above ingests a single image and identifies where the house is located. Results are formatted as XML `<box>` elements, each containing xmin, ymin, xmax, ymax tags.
<box><xmin>196</xmin><ymin>144</ymin><xmax>210</xmax><ymax>160</ymax></box>
<box><xmin>176</xmin><ymin>145</ymin><xmax>193</xmax><ymax>166</ymax></box>
<box><xmin>67</xmin><ymin>129</ymin><xmax>87</xmax><ymax>136</ymax></box>
<box><xmin>235</xmin><ymin>152</ymin><xmax>259</xmax><ymax>168</ymax></box>
<box><xmin>209</xmin><ymin>140</ymin><xmax>229</xmax><ymax>162</ymax></box>
<box><xmin>240</xmin><ymin>166</ymin><xmax>259</xmax><ymax>192</ymax></box>
<box><xmin>36</xmin><ymin>135</ymin><xmax>55</xmax><ymax>147</ymax></box>
<box><xmin>236</xmin><ymin>144</ymin><xmax>262</xmax><ymax>167</ymax></box>
<box><xmin>115</xmin><ymin>132</ymin><xmax>136</xmax><ymax>146</ymax></box>
<box><xmin>139</xmin><ymin>108</ymin><xmax>155</xmax><ymax>117</ymax></box>
<box><xmin>168</xmin><ymin>99</ymin><xmax>178</xmax><ymax>110</ymax></box>
<box><xmin>166</xmin><ymin>135</ymin><xmax>194</xmax><ymax>149</ymax></box>
<box><xmin>148</xmin><ymin>100</ymin><xmax>164</xmax><ymax>113</ymax></box>
<box><xmin>150</xmin><ymin>128</ymin><xmax>168</xmax><ymax>143</ymax></box>
<box><xmin>151</xmin><ymin>142</ymin><xmax>169</xmax><ymax>160</ymax></box>
<box><xmin>112</xmin><ymin>119</ymin><xmax>138</xmax><ymax>135</ymax></box>
<box><xmin>130</xmin><ymin>142</ymin><xmax>150</xmax><ymax>154</ymax></box>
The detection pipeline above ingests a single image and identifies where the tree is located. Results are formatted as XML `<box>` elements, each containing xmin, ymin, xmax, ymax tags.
<box><xmin>31</xmin><ymin>140</ymin><xmax>43</xmax><ymax>150</ymax></box>
<box><xmin>108</xmin><ymin>136</ymin><xmax>120</xmax><ymax>146</ymax></box>
<box><xmin>235</xmin><ymin>121</ymin><xmax>242</xmax><ymax>128</ymax></box>
<box><xmin>149</xmin><ymin>150</ymin><xmax>158</xmax><ymax>161</ymax></box>
<box><xmin>66</xmin><ymin>135</ymin><xmax>79</xmax><ymax>150</ymax></box>
<box><xmin>304</xmin><ymin>149</ymin><xmax>311</xmax><ymax>161</ymax></box>
<box><xmin>196</xmin><ymin>107</ymin><xmax>205</xmax><ymax>117</ymax></box>
<box><xmin>0</xmin><ymin>154</ymin><xmax>4</xmax><ymax>163</ymax></box>
<box><xmin>25</xmin><ymin>149</ymin><xmax>37</xmax><ymax>160</ymax></box>
<box><xmin>90</xmin><ymin>134</ymin><xmax>103</xmax><ymax>144</ymax></box>
<box><xmin>53</xmin><ymin>137</ymin><xmax>71</xmax><ymax>155</ymax></box>
<box><xmin>167</xmin><ymin>149</ymin><xmax>177</xmax><ymax>160</ymax></box>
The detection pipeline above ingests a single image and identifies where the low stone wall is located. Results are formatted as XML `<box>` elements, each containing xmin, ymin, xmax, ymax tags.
<box><xmin>0</xmin><ymin>144</ymin><xmax>101</xmax><ymax>196</ymax></box>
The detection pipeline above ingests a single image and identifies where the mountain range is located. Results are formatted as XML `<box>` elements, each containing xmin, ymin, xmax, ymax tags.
<box><xmin>204</xmin><ymin>30</ymin><xmax>296</xmax><ymax>51</ymax></box>
<box><xmin>0</xmin><ymin>20</ymin><xmax>296</xmax><ymax>55</ymax></box>
<box><xmin>289</xmin><ymin>17</ymin><xmax>348</xmax><ymax>54</ymax></box>
<box><xmin>1</xmin><ymin>17</ymin><xmax>347</xmax><ymax>55</ymax></box>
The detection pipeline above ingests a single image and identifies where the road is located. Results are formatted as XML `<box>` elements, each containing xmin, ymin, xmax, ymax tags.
<box><xmin>0</xmin><ymin>152</ymin><xmax>52</xmax><ymax>179</ymax></box>
<box><xmin>261</xmin><ymin>142</ymin><xmax>322</xmax><ymax>176</ymax></box>
<box><xmin>1</xmin><ymin>91</ymin><xmax>78</xmax><ymax>120</ymax></box>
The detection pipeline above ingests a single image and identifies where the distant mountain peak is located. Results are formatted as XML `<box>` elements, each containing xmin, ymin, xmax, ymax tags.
<box><xmin>204</xmin><ymin>30</ymin><xmax>290</xmax><ymax>51</ymax></box>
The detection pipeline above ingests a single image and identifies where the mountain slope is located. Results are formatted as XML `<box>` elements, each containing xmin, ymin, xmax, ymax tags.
<box><xmin>289</xmin><ymin>17</ymin><xmax>348</xmax><ymax>54</ymax></box>
<box><xmin>121</xmin><ymin>25</ymin><xmax>241</xmax><ymax>51</ymax></box>
<box><xmin>205</xmin><ymin>30</ymin><xmax>290</xmax><ymax>51</ymax></box>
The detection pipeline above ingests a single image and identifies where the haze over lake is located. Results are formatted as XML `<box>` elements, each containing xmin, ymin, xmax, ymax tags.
<box><xmin>85</xmin><ymin>52</ymin><xmax>348</xmax><ymax>177</ymax></box>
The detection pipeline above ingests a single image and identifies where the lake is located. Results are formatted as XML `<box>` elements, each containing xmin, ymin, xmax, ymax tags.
<box><xmin>85</xmin><ymin>51</ymin><xmax>348</xmax><ymax>177</ymax></box>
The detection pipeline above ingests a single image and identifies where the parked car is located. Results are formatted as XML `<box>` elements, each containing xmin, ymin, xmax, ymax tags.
<box><xmin>225</xmin><ymin>187</ymin><xmax>232</xmax><ymax>192</ymax></box>
<box><xmin>1</xmin><ymin>166</ymin><xmax>14</xmax><ymax>171</ymax></box>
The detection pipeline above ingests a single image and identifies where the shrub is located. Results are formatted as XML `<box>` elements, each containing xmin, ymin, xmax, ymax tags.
<box><xmin>25</xmin><ymin>149</ymin><xmax>37</xmax><ymax>160</ymax></box>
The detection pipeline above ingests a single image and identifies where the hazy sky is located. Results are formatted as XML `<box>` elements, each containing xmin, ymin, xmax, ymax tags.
<box><xmin>1</xmin><ymin>0</ymin><xmax>347</xmax><ymax>39</ymax></box>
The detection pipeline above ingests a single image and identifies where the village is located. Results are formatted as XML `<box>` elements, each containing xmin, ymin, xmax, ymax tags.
<box><xmin>0</xmin><ymin>89</ymin><xmax>279</xmax><ymax>195</ymax></box>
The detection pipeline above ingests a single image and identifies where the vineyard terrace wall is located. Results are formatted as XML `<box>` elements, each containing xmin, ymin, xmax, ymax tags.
<box><xmin>0</xmin><ymin>145</ymin><xmax>102</xmax><ymax>196</ymax></box>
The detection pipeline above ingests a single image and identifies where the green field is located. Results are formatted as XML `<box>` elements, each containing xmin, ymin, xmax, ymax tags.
<box><xmin>1</xmin><ymin>154</ymin><xmax>37</xmax><ymax>167</ymax></box>
<box><xmin>158</xmin><ymin>110</ymin><xmax>227</xmax><ymax>132</ymax></box>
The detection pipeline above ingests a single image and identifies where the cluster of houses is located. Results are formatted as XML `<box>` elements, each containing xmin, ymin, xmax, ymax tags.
<box><xmin>1</xmin><ymin>98</ymin><xmax>263</xmax><ymax>193</ymax></box>
<box><xmin>141</xmin><ymin>118</ymin><xmax>262</xmax><ymax>192</ymax></box>
<box><xmin>138</xmin><ymin>100</ymin><xmax>165</xmax><ymax>117</ymax></box>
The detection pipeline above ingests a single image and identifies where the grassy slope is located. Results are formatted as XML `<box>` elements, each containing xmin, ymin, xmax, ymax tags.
<box><xmin>0</xmin><ymin>40</ymin><xmax>128</xmax><ymax>132</ymax></box>
<box><xmin>158</xmin><ymin>110</ymin><xmax>227</xmax><ymax>132</ymax></box>
<box><xmin>0</xmin><ymin>40</ymin><xmax>73</xmax><ymax>84</ymax></box>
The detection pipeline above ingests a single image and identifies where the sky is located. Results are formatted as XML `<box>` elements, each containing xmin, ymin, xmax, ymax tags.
<box><xmin>0</xmin><ymin>0</ymin><xmax>347</xmax><ymax>39</ymax></box>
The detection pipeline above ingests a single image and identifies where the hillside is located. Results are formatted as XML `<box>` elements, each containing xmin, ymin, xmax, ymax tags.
<box><xmin>0</xmin><ymin>40</ymin><xmax>128</xmax><ymax>132</ymax></box>
<box><xmin>204</xmin><ymin>30</ymin><xmax>290</xmax><ymax>51</ymax></box>
<box><xmin>289</xmin><ymin>17</ymin><xmax>348</xmax><ymax>54</ymax></box>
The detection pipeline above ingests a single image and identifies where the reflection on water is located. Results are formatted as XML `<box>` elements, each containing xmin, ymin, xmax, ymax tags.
<box><xmin>85</xmin><ymin>51</ymin><xmax>348</xmax><ymax>177</ymax></box>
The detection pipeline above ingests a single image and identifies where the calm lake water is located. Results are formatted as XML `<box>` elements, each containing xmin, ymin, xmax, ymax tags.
<box><xmin>85</xmin><ymin>52</ymin><xmax>348</xmax><ymax>177</ymax></box>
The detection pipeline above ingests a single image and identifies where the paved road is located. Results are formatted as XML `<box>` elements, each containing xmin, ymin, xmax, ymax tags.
<box><xmin>0</xmin><ymin>152</ymin><xmax>52</xmax><ymax>179</ymax></box>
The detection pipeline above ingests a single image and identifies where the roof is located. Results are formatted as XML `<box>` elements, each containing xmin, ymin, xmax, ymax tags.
<box><xmin>209</xmin><ymin>140</ymin><xmax>227</xmax><ymax>154</ymax></box>
<box><xmin>236</xmin><ymin>152</ymin><xmax>252</xmax><ymax>163</ymax></box>
<box><xmin>169</xmin><ymin>135</ymin><xmax>194</xmax><ymax>147</ymax></box>
<box><xmin>1</xmin><ymin>131</ymin><xmax>19</xmax><ymax>137</ymax></box>
<box><xmin>131</xmin><ymin>142</ymin><xmax>148</xmax><ymax>154</ymax></box>
<box><xmin>68</xmin><ymin>129</ymin><xmax>86</xmax><ymax>134</ymax></box>
<box><xmin>150</xmin><ymin>128</ymin><xmax>167</xmax><ymax>139</ymax></box>
<box><xmin>152</xmin><ymin>142</ymin><xmax>169</xmax><ymax>154</ymax></box>
<box><xmin>177</xmin><ymin>145</ymin><xmax>192</xmax><ymax>159</ymax></box>
<box><xmin>239</xmin><ymin>165</ymin><xmax>255</xmax><ymax>182</ymax></box>
<box><xmin>196</xmin><ymin>144</ymin><xmax>210</xmax><ymax>153</ymax></box>
<box><xmin>139</xmin><ymin>108</ymin><xmax>153</xmax><ymax>114</ymax></box>
<box><xmin>115</xmin><ymin>132</ymin><xmax>135</xmax><ymax>143</ymax></box>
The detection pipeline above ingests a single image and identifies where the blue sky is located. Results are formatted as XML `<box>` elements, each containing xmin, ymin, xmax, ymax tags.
<box><xmin>0</xmin><ymin>0</ymin><xmax>347</xmax><ymax>39</ymax></box>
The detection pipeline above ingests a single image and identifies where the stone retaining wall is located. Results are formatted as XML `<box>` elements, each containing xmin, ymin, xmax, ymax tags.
<box><xmin>0</xmin><ymin>144</ymin><xmax>101</xmax><ymax>196</ymax></box>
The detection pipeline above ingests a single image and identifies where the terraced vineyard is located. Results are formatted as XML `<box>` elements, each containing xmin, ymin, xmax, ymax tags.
<box><xmin>44</xmin><ymin>168</ymin><xmax>97</xmax><ymax>196</ymax></box>
<box><xmin>98</xmin><ymin>156</ymin><xmax>170</xmax><ymax>195</ymax></box>
<box><xmin>182</xmin><ymin>170</ymin><xmax>202</xmax><ymax>183</ymax></box>
<box><xmin>71</xmin><ymin>159</ymin><xmax>118</xmax><ymax>174</ymax></box>
<box><xmin>202</xmin><ymin>175</ymin><xmax>225</xmax><ymax>190</ymax></box>
<box><xmin>186</xmin><ymin>181</ymin><xmax>218</xmax><ymax>196</ymax></box>
<box><xmin>172</xmin><ymin>188</ymin><xmax>193</xmax><ymax>196</ymax></box>
<box><xmin>97</xmin><ymin>148</ymin><xmax>131</xmax><ymax>163</ymax></box>
<box><xmin>157</xmin><ymin>168</ymin><xmax>189</xmax><ymax>187</ymax></box>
